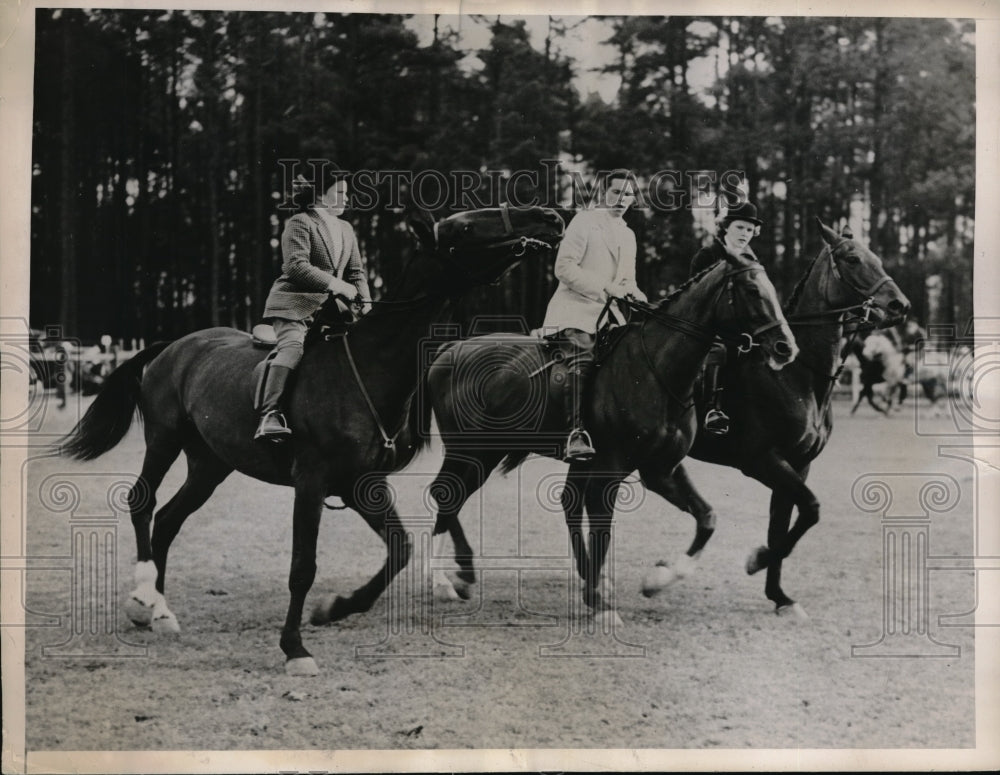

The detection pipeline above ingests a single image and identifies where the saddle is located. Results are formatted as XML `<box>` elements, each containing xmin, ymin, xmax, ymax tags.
<box><xmin>250</xmin><ymin>297</ymin><xmax>356</xmax><ymax>409</ymax></box>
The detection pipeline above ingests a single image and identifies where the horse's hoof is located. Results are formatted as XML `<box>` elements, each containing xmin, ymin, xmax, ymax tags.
<box><xmin>776</xmin><ymin>602</ymin><xmax>809</xmax><ymax>621</ymax></box>
<box><xmin>124</xmin><ymin>596</ymin><xmax>154</xmax><ymax>628</ymax></box>
<box><xmin>434</xmin><ymin>582</ymin><xmax>461</xmax><ymax>601</ymax></box>
<box><xmin>595</xmin><ymin>608</ymin><xmax>625</xmax><ymax>630</ymax></box>
<box><xmin>641</xmin><ymin>564</ymin><xmax>677</xmax><ymax>597</ymax></box>
<box><xmin>452</xmin><ymin>580</ymin><xmax>474</xmax><ymax>601</ymax></box>
<box><xmin>151</xmin><ymin>613</ymin><xmax>180</xmax><ymax>634</ymax></box>
<box><xmin>673</xmin><ymin>553</ymin><xmax>696</xmax><ymax>579</ymax></box>
<box><xmin>285</xmin><ymin>657</ymin><xmax>319</xmax><ymax>677</ymax></box>
<box><xmin>309</xmin><ymin>595</ymin><xmax>336</xmax><ymax>626</ymax></box>
<box><xmin>745</xmin><ymin>546</ymin><xmax>770</xmax><ymax>575</ymax></box>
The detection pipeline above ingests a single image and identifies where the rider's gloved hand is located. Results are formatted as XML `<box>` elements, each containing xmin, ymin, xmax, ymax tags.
<box><xmin>327</xmin><ymin>277</ymin><xmax>356</xmax><ymax>300</ymax></box>
<box><xmin>604</xmin><ymin>281</ymin><xmax>629</xmax><ymax>300</ymax></box>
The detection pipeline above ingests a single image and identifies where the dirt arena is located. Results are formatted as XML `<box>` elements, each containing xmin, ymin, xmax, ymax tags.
<box><xmin>22</xmin><ymin>394</ymin><xmax>977</xmax><ymax>752</ymax></box>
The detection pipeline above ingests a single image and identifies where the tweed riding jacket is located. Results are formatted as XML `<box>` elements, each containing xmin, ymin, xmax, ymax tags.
<box><xmin>263</xmin><ymin>210</ymin><xmax>371</xmax><ymax>322</ymax></box>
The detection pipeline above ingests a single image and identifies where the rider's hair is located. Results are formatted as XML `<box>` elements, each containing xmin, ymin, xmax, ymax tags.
<box><xmin>289</xmin><ymin>163</ymin><xmax>350</xmax><ymax>214</ymax></box>
<box><xmin>599</xmin><ymin>168</ymin><xmax>635</xmax><ymax>190</ymax></box>
<box><xmin>716</xmin><ymin>217</ymin><xmax>762</xmax><ymax>241</ymax></box>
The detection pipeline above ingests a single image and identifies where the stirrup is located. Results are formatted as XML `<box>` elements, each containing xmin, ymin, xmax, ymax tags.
<box><xmin>704</xmin><ymin>409</ymin><xmax>729</xmax><ymax>436</ymax></box>
<box><xmin>564</xmin><ymin>428</ymin><xmax>596</xmax><ymax>462</ymax></box>
<box><xmin>254</xmin><ymin>410</ymin><xmax>291</xmax><ymax>442</ymax></box>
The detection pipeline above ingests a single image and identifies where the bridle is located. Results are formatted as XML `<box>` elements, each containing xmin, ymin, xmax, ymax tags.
<box><xmin>441</xmin><ymin>203</ymin><xmax>561</xmax><ymax>261</ymax></box>
<box><xmin>787</xmin><ymin>241</ymin><xmax>894</xmax><ymax>328</ymax></box>
<box><xmin>613</xmin><ymin>261</ymin><xmax>786</xmax><ymax>355</ymax></box>
<box><xmin>604</xmin><ymin>260</ymin><xmax>789</xmax><ymax>413</ymax></box>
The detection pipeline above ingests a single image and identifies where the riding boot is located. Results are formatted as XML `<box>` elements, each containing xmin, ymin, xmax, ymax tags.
<box><xmin>254</xmin><ymin>364</ymin><xmax>293</xmax><ymax>442</ymax></box>
<box><xmin>703</xmin><ymin>363</ymin><xmax>730</xmax><ymax>435</ymax></box>
<box><xmin>563</xmin><ymin>355</ymin><xmax>596</xmax><ymax>462</ymax></box>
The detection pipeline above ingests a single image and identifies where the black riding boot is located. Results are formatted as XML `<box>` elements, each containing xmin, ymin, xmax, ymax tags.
<box><xmin>564</xmin><ymin>355</ymin><xmax>596</xmax><ymax>462</ymax></box>
<box><xmin>254</xmin><ymin>364</ymin><xmax>293</xmax><ymax>442</ymax></box>
<box><xmin>703</xmin><ymin>363</ymin><xmax>730</xmax><ymax>435</ymax></box>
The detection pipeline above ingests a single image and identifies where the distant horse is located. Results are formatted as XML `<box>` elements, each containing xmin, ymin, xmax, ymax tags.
<box><xmin>848</xmin><ymin>332</ymin><xmax>907</xmax><ymax>415</ymax></box>
<box><xmin>60</xmin><ymin>205</ymin><xmax>565</xmax><ymax>675</ymax></box>
<box><xmin>425</xmin><ymin>249</ymin><xmax>798</xmax><ymax>621</ymax></box>
<box><xmin>636</xmin><ymin>222</ymin><xmax>910</xmax><ymax>618</ymax></box>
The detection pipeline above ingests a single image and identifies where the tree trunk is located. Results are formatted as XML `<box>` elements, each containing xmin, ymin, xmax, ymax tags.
<box><xmin>58</xmin><ymin>21</ymin><xmax>78</xmax><ymax>335</ymax></box>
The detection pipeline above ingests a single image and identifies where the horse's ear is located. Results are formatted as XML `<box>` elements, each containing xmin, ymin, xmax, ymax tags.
<box><xmin>815</xmin><ymin>217</ymin><xmax>840</xmax><ymax>247</ymax></box>
<box><xmin>407</xmin><ymin>208</ymin><xmax>437</xmax><ymax>251</ymax></box>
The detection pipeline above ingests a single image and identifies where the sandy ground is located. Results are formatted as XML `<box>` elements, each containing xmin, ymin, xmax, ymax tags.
<box><xmin>19</xmin><ymin>394</ymin><xmax>977</xmax><ymax>753</ymax></box>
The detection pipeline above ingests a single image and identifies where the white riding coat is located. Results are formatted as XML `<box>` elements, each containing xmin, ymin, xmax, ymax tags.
<box><xmin>541</xmin><ymin>208</ymin><xmax>638</xmax><ymax>334</ymax></box>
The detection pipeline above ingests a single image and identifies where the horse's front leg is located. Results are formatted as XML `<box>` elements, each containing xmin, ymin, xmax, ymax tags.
<box><xmin>310</xmin><ymin>474</ymin><xmax>412</xmax><ymax>624</ymax></box>
<box><xmin>280</xmin><ymin>464</ymin><xmax>329</xmax><ymax>676</ymax></box>
<box><xmin>562</xmin><ymin>463</ymin><xmax>590</xmax><ymax>584</ymax></box>
<box><xmin>581</xmin><ymin>472</ymin><xmax>625</xmax><ymax>627</ymax></box>
<box><xmin>639</xmin><ymin>461</ymin><xmax>717</xmax><ymax>596</ymax></box>
<box><xmin>744</xmin><ymin>454</ymin><xmax>816</xmax><ymax>620</ymax></box>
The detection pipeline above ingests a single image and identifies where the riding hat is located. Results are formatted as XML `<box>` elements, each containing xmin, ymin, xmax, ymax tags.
<box><xmin>722</xmin><ymin>201</ymin><xmax>763</xmax><ymax>226</ymax></box>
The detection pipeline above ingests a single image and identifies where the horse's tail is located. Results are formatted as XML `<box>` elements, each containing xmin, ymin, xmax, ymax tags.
<box><xmin>59</xmin><ymin>341</ymin><xmax>173</xmax><ymax>461</ymax></box>
<box><xmin>498</xmin><ymin>451</ymin><xmax>531</xmax><ymax>476</ymax></box>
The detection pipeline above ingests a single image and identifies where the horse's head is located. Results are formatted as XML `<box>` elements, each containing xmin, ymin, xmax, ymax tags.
<box><xmin>408</xmin><ymin>205</ymin><xmax>564</xmax><ymax>289</ymax></box>
<box><xmin>816</xmin><ymin>219</ymin><xmax>910</xmax><ymax>327</ymax></box>
<box><xmin>717</xmin><ymin>253</ymin><xmax>799</xmax><ymax>370</ymax></box>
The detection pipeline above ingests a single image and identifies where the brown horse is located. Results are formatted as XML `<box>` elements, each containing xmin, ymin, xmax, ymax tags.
<box><xmin>425</xmin><ymin>249</ymin><xmax>798</xmax><ymax>622</ymax></box>
<box><xmin>638</xmin><ymin>221</ymin><xmax>910</xmax><ymax>618</ymax></box>
<box><xmin>60</xmin><ymin>205</ymin><xmax>565</xmax><ymax>675</ymax></box>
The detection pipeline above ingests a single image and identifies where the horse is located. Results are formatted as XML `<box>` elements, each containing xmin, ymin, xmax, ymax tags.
<box><xmin>424</xmin><ymin>249</ymin><xmax>799</xmax><ymax>622</ymax></box>
<box><xmin>848</xmin><ymin>331</ymin><xmax>908</xmax><ymax>415</ymax></box>
<box><xmin>59</xmin><ymin>204</ymin><xmax>565</xmax><ymax>676</ymax></box>
<box><xmin>635</xmin><ymin>221</ymin><xmax>910</xmax><ymax>618</ymax></box>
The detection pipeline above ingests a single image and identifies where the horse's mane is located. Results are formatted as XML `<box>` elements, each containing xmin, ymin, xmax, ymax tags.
<box><xmin>655</xmin><ymin>260</ymin><xmax>723</xmax><ymax>308</ymax></box>
<box><xmin>783</xmin><ymin>245</ymin><xmax>828</xmax><ymax>314</ymax></box>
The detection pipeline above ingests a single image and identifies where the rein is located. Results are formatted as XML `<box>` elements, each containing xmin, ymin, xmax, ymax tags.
<box><xmin>612</xmin><ymin>263</ymin><xmax>781</xmax><ymax>353</ymax></box>
<box><xmin>597</xmin><ymin>262</ymin><xmax>787</xmax><ymax>414</ymax></box>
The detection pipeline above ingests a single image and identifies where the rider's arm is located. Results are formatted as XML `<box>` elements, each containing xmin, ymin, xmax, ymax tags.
<box><xmin>342</xmin><ymin>225</ymin><xmax>371</xmax><ymax>302</ymax></box>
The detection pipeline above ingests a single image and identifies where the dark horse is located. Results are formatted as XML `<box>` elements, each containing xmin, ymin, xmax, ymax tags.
<box><xmin>60</xmin><ymin>205</ymin><xmax>565</xmax><ymax>675</ymax></box>
<box><xmin>636</xmin><ymin>221</ymin><xmax>910</xmax><ymax>618</ymax></box>
<box><xmin>425</xmin><ymin>249</ymin><xmax>798</xmax><ymax>622</ymax></box>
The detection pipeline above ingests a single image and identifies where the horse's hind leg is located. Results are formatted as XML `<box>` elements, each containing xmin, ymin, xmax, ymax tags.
<box><xmin>745</xmin><ymin>456</ymin><xmax>815</xmax><ymax>620</ymax></box>
<box><xmin>639</xmin><ymin>462</ymin><xmax>717</xmax><ymax>596</ymax></box>
<box><xmin>145</xmin><ymin>442</ymin><xmax>233</xmax><ymax>632</ymax></box>
<box><xmin>125</xmin><ymin>423</ymin><xmax>183</xmax><ymax>629</ymax></box>
<box><xmin>850</xmin><ymin>386</ymin><xmax>867</xmax><ymax>415</ymax></box>
<box><xmin>431</xmin><ymin>451</ymin><xmax>503</xmax><ymax>601</ymax></box>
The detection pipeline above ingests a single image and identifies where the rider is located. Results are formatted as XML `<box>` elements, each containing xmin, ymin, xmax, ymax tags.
<box><xmin>689</xmin><ymin>200</ymin><xmax>764</xmax><ymax>435</ymax></box>
<box><xmin>255</xmin><ymin>167</ymin><xmax>372</xmax><ymax>442</ymax></box>
<box><xmin>541</xmin><ymin>168</ymin><xmax>647</xmax><ymax>462</ymax></box>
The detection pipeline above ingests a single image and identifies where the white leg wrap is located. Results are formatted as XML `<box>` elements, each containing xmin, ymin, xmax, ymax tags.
<box><xmin>134</xmin><ymin>560</ymin><xmax>158</xmax><ymax>586</ymax></box>
<box><xmin>151</xmin><ymin>597</ymin><xmax>180</xmax><ymax>633</ymax></box>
